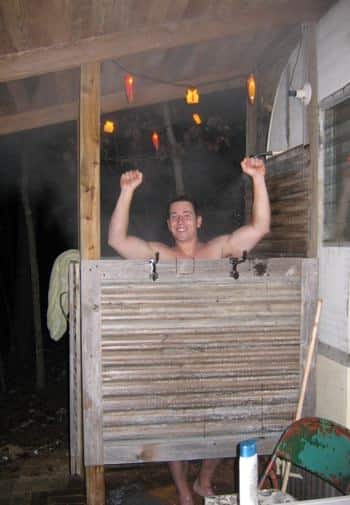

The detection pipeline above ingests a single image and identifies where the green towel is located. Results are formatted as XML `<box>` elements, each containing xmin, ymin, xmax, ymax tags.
<box><xmin>47</xmin><ymin>249</ymin><xmax>80</xmax><ymax>341</ymax></box>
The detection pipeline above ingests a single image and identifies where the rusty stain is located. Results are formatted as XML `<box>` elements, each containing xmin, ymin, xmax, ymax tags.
<box><xmin>254</xmin><ymin>262</ymin><xmax>267</xmax><ymax>276</ymax></box>
<box><xmin>139</xmin><ymin>446</ymin><xmax>155</xmax><ymax>461</ymax></box>
<box><xmin>84</xmin><ymin>396</ymin><xmax>93</xmax><ymax>409</ymax></box>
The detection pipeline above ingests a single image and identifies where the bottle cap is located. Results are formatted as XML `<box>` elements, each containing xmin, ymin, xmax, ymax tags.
<box><xmin>240</xmin><ymin>439</ymin><xmax>257</xmax><ymax>457</ymax></box>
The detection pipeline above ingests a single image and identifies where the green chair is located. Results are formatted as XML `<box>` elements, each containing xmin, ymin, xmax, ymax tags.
<box><xmin>259</xmin><ymin>417</ymin><xmax>350</xmax><ymax>495</ymax></box>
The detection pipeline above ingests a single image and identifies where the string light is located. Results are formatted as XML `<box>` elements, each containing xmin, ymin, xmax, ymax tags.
<box><xmin>192</xmin><ymin>113</ymin><xmax>202</xmax><ymax>125</ymax></box>
<box><xmin>103</xmin><ymin>120</ymin><xmax>115</xmax><ymax>133</ymax></box>
<box><xmin>246</xmin><ymin>73</ymin><xmax>256</xmax><ymax>105</ymax></box>
<box><xmin>186</xmin><ymin>88</ymin><xmax>200</xmax><ymax>104</ymax></box>
<box><xmin>152</xmin><ymin>131</ymin><xmax>160</xmax><ymax>151</ymax></box>
<box><xmin>114</xmin><ymin>58</ymin><xmax>245</xmax><ymax>89</ymax></box>
<box><xmin>124</xmin><ymin>74</ymin><xmax>134</xmax><ymax>103</ymax></box>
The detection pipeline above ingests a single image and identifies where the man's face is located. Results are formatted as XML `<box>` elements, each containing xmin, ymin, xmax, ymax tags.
<box><xmin>167</xmin><ymin>200</ymin><xmax>202</xmax><ymax>242</ymax></box>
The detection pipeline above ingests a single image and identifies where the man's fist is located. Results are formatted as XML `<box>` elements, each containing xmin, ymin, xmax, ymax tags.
<box><xmin>241</xmin><ymin>157</ymin><xmax>266</xmax><ymax>178</ymax></box>
<box><xmin>120</xmin><ymin>169</ymin><xmax>143</xmax><ymax>191</ymax></box>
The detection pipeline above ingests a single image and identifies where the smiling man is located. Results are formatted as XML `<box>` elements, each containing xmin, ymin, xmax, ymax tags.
<box><xmin>108</xmin><ymin>157</ymin><xmax>270</xmax><ymax>262</ymax></box>
<box><xmin>107</xmin><ymin>157</ymin><xmax>270</xmax><ymax>505</ymax></box>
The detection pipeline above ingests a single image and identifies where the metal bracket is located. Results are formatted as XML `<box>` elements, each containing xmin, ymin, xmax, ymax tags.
<box><xmin>149</xmin><ymin>252</ymin><xmax>159</xmax><ymax>281</ymax></box>
<box><xmin>230</xmin><ymin>250</ymin><xmax>247</xmax><ymax>280</ymax></box>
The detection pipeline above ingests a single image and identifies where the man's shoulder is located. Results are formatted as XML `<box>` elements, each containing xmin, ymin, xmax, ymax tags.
<box><xmin>149</xmin><ymin>241</ymin><xmax>177</xmax><ymax>260</ymax></box>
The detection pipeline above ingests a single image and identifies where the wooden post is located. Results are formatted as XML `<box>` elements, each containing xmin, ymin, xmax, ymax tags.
<box><xmin>79</xmin><ymin>62</ymin><xmax>105</xmax><ymax>504</ymax></box>
<box><xmin>300</xmin><ymin>258</ymin><xmax>319</xmax><ymax>417</ymax></box>
<box><xmin>86</xmin><ymin>466</ymin><xmax>105</xmax><ymax>504</ymax></box>
<box><xmin>79</xmin><ymin>62</ymin><xmax>101</xmax><ymax>260</ymax></box>
<box><xmin>304</xmin><ymin>23</ymin><xmax>319</xmax><ymax>258</ymax></box>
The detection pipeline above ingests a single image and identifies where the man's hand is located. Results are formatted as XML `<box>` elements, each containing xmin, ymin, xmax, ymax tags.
<box><xmin>241</xmin><ymin>157</ymin><xmax>266</xmax><ymax>178</ymax></box>
<box><xmin>120</xmin><ymin>169</ymin><xmax>143</xmax><ymax>192</ymax></box>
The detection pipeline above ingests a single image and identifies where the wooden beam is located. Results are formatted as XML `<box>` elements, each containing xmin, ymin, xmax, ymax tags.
<box><xmin>79</xmin><ymin>63</ymin><xmax>104</xmax><ymax>502</ymax></box>
<box><xmin>304</xmin><ymin>23</ymin><xmax>319</xmax><ymax>258</ymax></box>
<box><xmin>79</xmin><ymin>62</ymin><xmax>101</xmax><ymax>260</ymax></box>
<box><xmin>86</xmin><ymin>466</ymin><xmax>105</xmax><ymax>505</ymax></box>
<box><xmin>0</xmin><ymin>3</ymin><xmax>331</xmax><ymax>83</ymax></box>
<box><xmin>0</xmin><ymin>72</ymin><xmax>244</xmax><ymax>135</ymax></box>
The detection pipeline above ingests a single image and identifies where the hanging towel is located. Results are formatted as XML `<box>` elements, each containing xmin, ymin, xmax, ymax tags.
<box><xmin>47</xmin><ymin>249</ymin><xmax>80</xmax><ymax>341</ymax></box>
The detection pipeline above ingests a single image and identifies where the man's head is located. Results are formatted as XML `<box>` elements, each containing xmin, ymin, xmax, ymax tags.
<box><xmin>167</xmin><ymin>195</ymin><xmax>202</xmax><ymax>243</ymax></box>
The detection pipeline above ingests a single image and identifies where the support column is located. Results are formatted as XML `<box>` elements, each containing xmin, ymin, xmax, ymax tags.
<box><xmin>86</xmin><ymin>465</ymin><xmax>105</xmax><ymax>505</ymax></box>
<box><xmin>303</xmin><ymin>22</ymin><xmax>319</xmax><ymax>258</ymax></box>
<box><xmin>79</xmin><ymin>61</ymin><xmax>105</xmax><ymax>505</ymax></box>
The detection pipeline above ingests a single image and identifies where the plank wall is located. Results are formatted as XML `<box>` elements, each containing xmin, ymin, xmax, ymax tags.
<box><xmin>80</xmin><ymin>257</ymin><xmax>317</xmax><ymax>466</ymax></box>
<box><xmin>248</xmin><ymin>145</ymin><xmax>312</xmax><ymax>258</ymax></box>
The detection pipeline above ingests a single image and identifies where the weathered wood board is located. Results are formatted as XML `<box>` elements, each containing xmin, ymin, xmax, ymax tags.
<box><xmin>79</xmin><ymin>257</ymin><xmax>317</xmax><ymax>466</ymax></box>
<box><xmin>247</xmin><ymin>146</ymin><xmax>312</xmax><ymax>258</ymax></box>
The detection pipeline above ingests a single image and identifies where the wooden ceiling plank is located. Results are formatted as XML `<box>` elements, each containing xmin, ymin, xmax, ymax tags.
<box><xmin>96</xmin><ymin>0</ymin><xmax>120</xmax><ymax>34</ymax></box>
<box><xmin>182</xmin><ymin>0</ymin><xmax>212</xmax><ymax>20</ymax></box>
<box><xmin>166</xmin><ymin>0</ymin><xmax>191</xmax><ymax>22</ymax></box>
<box><xmin>45</xmin><ymin>0</ymin><xmax>73</xmax><ymax>45</ymax></box>
<box><xmin>111</xmin><ymin>0</ymin><xmax>133</xmax><ymax>32</ymax></box>
<box><xmin>128</xmin><ymin>0</ymin><xmax>152</xmax><ymax>29</ymax></box>
<box><xmin>89</xmin><ymin>0</ymin><xmax>110</xmax><ymax>36</ymax></box>
<box><xmin>71</xmin><ymin>0</ymin><xmax>91</xmax><ymax>41</ymax></box>
<box><xmin>147</xmin><ymin>0</ymin><xmax>173</xmax><ymax>25</ymax></box>
<box><xmin>0</xmin><ymin>3</ymin><xmax>331</xmax><ymax>83</ymax></box>
<box><xmin>0</xmin><ymin>70</ymin><xmax>245</xmax><ymax>135</ymax></box>
<box><xmin>1</xmin><ymin>0</ymin><xmax>28</xmax><ymax>51</ymax></box>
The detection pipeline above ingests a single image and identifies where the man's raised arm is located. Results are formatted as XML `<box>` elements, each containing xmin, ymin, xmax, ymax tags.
<box><xmin>108</xmin><ymin>170</ymin><xmax>155</xmax><ymax>259</ymax></box>
<box><xmin>221</xmin><ymin>157</ymin><xmax>270</xmax><ymax>258</ymax></box>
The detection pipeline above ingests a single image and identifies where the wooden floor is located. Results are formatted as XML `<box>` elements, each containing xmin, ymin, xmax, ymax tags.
<box><xmin>0</xmin><ymin>480</ymin><xmax>181</xmax><ymax>505</ymax></box>
<box><xmin>0</xmin><ymin>477</ymin><xmax>85</xmax><ymax>505</ymax></box>
<box><xmin>0</xmin><ymin>459</ymin><xmax>235</xmax><ymax>505</ymax></box>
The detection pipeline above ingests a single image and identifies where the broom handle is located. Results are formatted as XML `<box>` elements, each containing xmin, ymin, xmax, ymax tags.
<box><xmin>281</xmin><ymin>298</ymin><xmax>323</xmax><ymax>494</ymax></box>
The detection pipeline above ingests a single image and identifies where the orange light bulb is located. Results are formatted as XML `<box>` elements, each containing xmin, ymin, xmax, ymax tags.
<box><xmin>152</xmin><ymin>131</ymin><xmax>160</xmax><ymax>151</ymax></box>
<box><xmin>124</xmin><ymin>74</ymin><xmax>134</xmax><ymax>103</ymax></box>
<box><xmin>246</xmin><ymin>73</ymin><xmax>256</xmax><ymax>105</ymax></box>
<box><xmin>192</xmin><ymin>113</ymin><xmax>202</xmax><ymax>125</ymax></box>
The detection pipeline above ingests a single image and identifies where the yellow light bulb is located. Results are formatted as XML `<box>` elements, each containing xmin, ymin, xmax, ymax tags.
<box><xmin>186</xmin><ymin>88</ymin><xmax>200</xmax><ymax>104</ymax></box>
<box><xmin>192</xmin><ymin>113</ymin><xmax>202</xmax><ymax>125</ymax></box>
<box><xmin>103</xmin><ymin>120</ymin><xmax>115</xmax><ymax>134</ymax></box>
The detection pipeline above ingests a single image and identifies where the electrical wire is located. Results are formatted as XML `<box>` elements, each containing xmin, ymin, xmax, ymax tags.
<box><xmin>113</xmin><ymin>58</ymin><xmax>245</xmax><ymax>88</ymax></box>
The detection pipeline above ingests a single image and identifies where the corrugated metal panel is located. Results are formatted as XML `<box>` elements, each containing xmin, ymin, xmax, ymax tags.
<box><xmin>80</xmin><ymin>258</ymin><xmax>310</xmax><ymax>465</ymax></box>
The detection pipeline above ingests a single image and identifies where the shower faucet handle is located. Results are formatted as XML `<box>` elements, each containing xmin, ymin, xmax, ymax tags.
<box><xmin>149</xmin><ymin>252</ymin><xmax>159</xmax><ymax>281</ymax></box>
<box><xmin>230</xmin><ymin>250</ymin><xmax>247</xmax><ymax>280</ymax></box>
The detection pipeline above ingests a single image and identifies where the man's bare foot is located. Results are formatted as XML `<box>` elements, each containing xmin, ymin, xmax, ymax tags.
<box><xmin>193</xmin><ymin>479</ymin><xmax>215</xmax><ymax>497</ymax></box>
<box><xmin>177</xmin><ymin>491</ymin><xmax>194</xmax><ymax>505</ymax></box>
